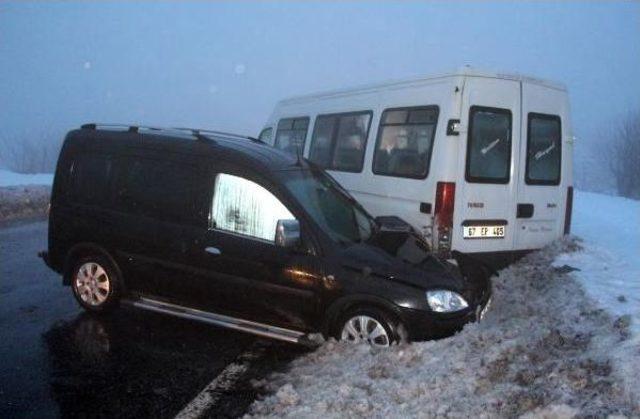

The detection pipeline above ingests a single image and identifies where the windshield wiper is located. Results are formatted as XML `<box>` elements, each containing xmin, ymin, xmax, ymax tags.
<box><xmin>534</xmin><ymin>142</ymin><xmax>556</xmax><ymax>160</ymax></box>
<box><xmin>481</xmin><ymin>138</ymin><xmax>501</xmax><ymax>155</ymax></box>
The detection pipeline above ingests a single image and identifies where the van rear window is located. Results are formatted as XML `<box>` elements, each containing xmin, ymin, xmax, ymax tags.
<box><xmin>373</xmin><ymin>106</ymin><xmax>438</xmax><ymax>179</ymax></box>
<box><xmin>466</xmin><ymin>106</ymin><xmax>512</xmax><ymax>184</ymax></box>
<box><xmin>71</xmin><ymin>153</ymin><xmax>112</xmax><ymax>204</ymax></box>
<box><xmin>309</xmin><ymin>111</ymin><xmax>372</xmax><ymax>173</ymax></box>
<box><xmin>526</xmin><ymin>113</ymin><xmax>561</xmax><ymax>185</ymax></box>
<box><xmin>274</xmin><ymin>117</ymin><xmax>309</xmax><ymax>154</ymax></box>
<box><xmin>114</xmin><ymin>158</ymin><xmax>205</xmax><ymax>225</ymax></box>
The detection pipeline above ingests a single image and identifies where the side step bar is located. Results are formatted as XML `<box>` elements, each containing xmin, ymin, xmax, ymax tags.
<box><xmin>123</xmin><ymin>297</ymin><xmax>308</xmax><ymax>344</ymax></box>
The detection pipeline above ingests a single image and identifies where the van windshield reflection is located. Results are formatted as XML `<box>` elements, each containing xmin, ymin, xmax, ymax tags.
<box><xmin>283</xmin><ymin>169</ymin><xmax>375</xmax><ymax>245</ymax></box>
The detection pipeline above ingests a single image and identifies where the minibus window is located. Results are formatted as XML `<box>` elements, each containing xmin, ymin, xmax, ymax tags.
<box><xmin>526</xmin><ymin>113</ymin><xmax>561</xmax><ymax>185</ymax></box>
<box><xmin>309</xmin><ymin>115</ymin><xmax>336</xmax><ymax>167</ymax></box>
<box><xmin>466</xmin><ymin>106</ymin><xmax>512</xmax><ymax>184</ymax></box>
<box><xmin>211</xmin><ymin>173</ymin><xmax>295</xmax><ymax>242</ymax></box>
<box><xmin>373</xmin><ymin>106</ymin><xmax>439</xmax><ymax>179</ymax></box>
<box><xmin>309</xmin><ymin>111</ymin><xmax>372</xmax><ymax>173</ymax></box>
<box><xmin>274</xmin><ymin>117</ymin><xmax>309</xmax><ymax>155</ymax></box>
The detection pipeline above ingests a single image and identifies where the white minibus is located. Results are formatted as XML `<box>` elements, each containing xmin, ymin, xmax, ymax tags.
<box><xmin>259</xmin><ymin>68</ymin><xmax>574</xmax><ymax>267</ymax></box>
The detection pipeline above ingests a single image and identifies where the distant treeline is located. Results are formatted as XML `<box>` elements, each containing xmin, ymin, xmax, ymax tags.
<box><xmin>609</xmin><ymin>111</ymin><xmax>640</xmax><ymax>200</ymax></box>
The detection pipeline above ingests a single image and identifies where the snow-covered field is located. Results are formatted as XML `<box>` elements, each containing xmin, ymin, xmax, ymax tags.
<box><xmin>557</xmin><ymin>191</ymin><xmax>639</xmax><ymax>340</ymax></box>
<box><xmin>0</xmin><ymin>170</ymin><xmax>52</xmax><ymax>221</ymax></box>
<box><xmin>248</xmin><ymin>192</ymin><xmax>640</xmax><ymax>418</ymax></box>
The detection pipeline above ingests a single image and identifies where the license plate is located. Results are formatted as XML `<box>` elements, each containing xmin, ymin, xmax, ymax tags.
<box><xmin>463</xmin><ymin>225</ymin><xmax>505</xmax><ymax>239</ymax></box>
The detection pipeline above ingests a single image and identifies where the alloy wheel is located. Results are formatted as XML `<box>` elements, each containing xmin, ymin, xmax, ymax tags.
<box><xmin>341</xmin><ymin>315</ymin><xmax>391</xmax><ymax>347</ymax></box>
<box><xmin>74</xmin><ymin>262</ymin><xmax>110</xmax><ymax>306</ymax></box>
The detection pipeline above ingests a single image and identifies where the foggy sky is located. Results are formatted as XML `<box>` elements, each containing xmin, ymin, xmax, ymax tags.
<box><xmin>1</xmin><ymin>1</ymin><xmax>639</xmax><ymax>182</ymax></box>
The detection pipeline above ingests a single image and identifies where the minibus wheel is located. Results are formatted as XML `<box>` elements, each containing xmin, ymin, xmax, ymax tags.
<box><xmin>71</xmin><ymin>255</ymin><xmax>121</xmax><ymax>313</ymax></box>
<box><xmin>336</xmin><ymin>307</ymin><xmax>404</xmax><ymax>347</ymax></box>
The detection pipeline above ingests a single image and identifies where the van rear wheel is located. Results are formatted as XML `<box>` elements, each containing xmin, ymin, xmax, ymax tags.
<box><xmin>71</xmin><ymin>256</ymin><xmax>120</xmax><ymax>313</ymax></box>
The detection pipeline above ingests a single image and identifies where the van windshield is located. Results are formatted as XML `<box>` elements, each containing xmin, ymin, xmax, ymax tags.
<box><xmin>283</xmin><ymin>168</ymin><xmax>375</xmax><ymax>244</ymax></box>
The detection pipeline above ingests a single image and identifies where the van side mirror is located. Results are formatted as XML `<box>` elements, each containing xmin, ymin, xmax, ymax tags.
<box><xmin>275</xmin><ymin>219</ymin><xmax>300</xmax><ymax>248</ymax></box>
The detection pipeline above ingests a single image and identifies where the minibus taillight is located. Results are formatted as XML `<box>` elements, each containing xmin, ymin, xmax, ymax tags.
<box><xmin>434</xmin><ymin>182</ymin><xmax>456</xmax><ymax>252</ymax></box>
<box><xmin>563</xmin><ymin>186</ymin><xmax>573</xmax><ymax>235</ymax></box>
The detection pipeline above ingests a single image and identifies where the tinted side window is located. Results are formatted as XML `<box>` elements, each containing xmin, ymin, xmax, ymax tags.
<box><xmin>71</xmin><ymin>153</ymin><xmax>112</xmax><ymax>205</ymax></box>
<box><xmin>526</xmin><ymin>113</ymin><xmax>561</xmax><ymax>185</ymax></box>
<box><xmin>372</xmin><ymin>106</ymin><xmax>439</xmax><ymax>179</ymax></box>
<box><xmin>115</xmin><ymin>158</ymin><xmax>205</xmax><ymax>225</ymax></box>
<box><xmin>309</xmin><ymin>111</ymin><xmax>372</xmax><ymax>173</ymax></box>
<box><xmin>274</xmin><ymin>117</ymin><xmax>309</xmax><ymax>154</ymax></box>
<box><xmin>466</xmin><ymin>106</ymin><xmax>512</xmax><ymax>184</ymax></box>
<box><xmin>211</xmin><ymin>173</ymin><xmax>295</xmax><ymax>242</ymax></box>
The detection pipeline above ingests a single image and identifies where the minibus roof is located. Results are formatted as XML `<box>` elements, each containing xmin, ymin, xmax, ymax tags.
<box><xmin>277</xmin><ymin>67</ymin><xmax>567</xmax><ymax>105</ymax></box>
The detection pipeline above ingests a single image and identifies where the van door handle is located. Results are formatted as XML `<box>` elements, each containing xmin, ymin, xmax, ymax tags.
<box><xmin>517</xmin><ymin>204</ymin><xmax>534</xmax><ymax>218</ymax></box>
<box><xmin>205</xmin><ymin>246</ymin><xmax>222</xmax><ymax>255</ymax></box>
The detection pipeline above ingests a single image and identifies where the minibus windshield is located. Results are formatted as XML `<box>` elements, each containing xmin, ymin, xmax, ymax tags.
<box><xmin>283</xmin><ymin>169</ymin><xmax>375</xmax><ymax>245</ymax></box>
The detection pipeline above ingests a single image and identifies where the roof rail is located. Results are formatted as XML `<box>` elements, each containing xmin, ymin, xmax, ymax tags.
<box><xmin>172</xmin><ymin>127</ymin><xmax>263</xmax><ymax>143</ymax></box>
<box><xmin>81</xmin><ymin>123</ymin><xmax>167</xmax><ymax>133</ymax></box>
<box><xmin>81</xmin><ymin>123</ymin><xmax>260</xmax><ymax>144</ymax></box>
<box><xmin>80</xmin><ymin>123</ymin><xmax>216</xmax><ymax>142</ymax></box>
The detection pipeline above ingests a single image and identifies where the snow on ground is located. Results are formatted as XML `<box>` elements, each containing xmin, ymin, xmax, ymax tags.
<box><xmin>0</xmin><ymin>170</ymin><xmax>52</xmax><ymax>221</ymax></box>
<box><xmin>556</xmin><ymin>191</ymin><xmax>639</xmax><ymax>339</ymax></box>
<box><xmin>0</xmin><ymin>169</ymin><xmax>53</xmax><ymax>187</ymax></box>
<box><xmin>248</xmin><ymin>192</ymin><xmax>640</xmax><ymax>418</ymax></box>
<box><xmin>553</xmin><ymin>190</ymin><xmax>640</xmax><ymax>407</ymax></box>
<box><xmin>0</xmin><ymin>185</ymin><xmax>50</xmax><ymax>221</ymax></box>
<box><xmin>0</xmin><ymin>169</ymin><xmax>53</xmax><ymax>222</ymax></box>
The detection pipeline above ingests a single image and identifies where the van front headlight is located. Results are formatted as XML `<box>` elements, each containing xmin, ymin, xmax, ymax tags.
<box><xmin>426</xmin><ymin>290</ymin><xmax>469</xmax><ymax>313</ymax></box>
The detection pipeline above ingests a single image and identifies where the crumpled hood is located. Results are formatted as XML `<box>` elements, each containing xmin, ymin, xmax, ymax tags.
<box><xmin>340</xmin><ymin>230</ymin><xmax>466</xmax><ymax>291</ymax></box>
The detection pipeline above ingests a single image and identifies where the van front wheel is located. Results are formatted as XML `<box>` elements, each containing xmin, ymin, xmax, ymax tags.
<box><xmin>337</xmin><ymin>307</ymin><xmax>404</xmax><ymax>347</ymax></box>
<box><xmin>71</xmin><ymin>256</ymin><xmax>120</xmax><ymax>313</ymax></box>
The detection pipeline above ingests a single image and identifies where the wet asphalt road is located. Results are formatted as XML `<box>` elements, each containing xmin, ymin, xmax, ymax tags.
<box><xmin>0</xmin><ymin>220</ymin><xmax>305</xmax><ymax>418</ymax></box>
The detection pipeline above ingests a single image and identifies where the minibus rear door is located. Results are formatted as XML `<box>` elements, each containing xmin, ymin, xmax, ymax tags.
<box><xmin>454</xmin><ymin>77</ymin><xmax>521</xmax><ymax>254</ymax></box>
<box><xmin>514</xmin><ymin>82</ymin><xmax>566</xmax><ymax>249</ymax></box>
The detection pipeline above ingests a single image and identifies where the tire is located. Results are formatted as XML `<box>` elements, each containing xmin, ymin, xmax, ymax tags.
<box><xmin>335</xmin><ymin>306</ymin><xmax>405</xmax><ymax>347</ymax></box>
<box><xmin>70</xmin><ymin>255</ymin><xmax>121</xmax><ymax>313</ymax></box>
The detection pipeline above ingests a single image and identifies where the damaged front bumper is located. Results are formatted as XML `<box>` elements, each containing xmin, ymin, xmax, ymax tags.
<box><xmin>402</xmin><ymin>251</ymin><xmax>494</xmax><ymax>341</ymax></box>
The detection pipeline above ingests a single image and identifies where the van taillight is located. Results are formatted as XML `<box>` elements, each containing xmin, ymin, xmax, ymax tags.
<box><xmin>434</xmin><ymin>182</ymin><xmax>456</xmax><ymax>252</ymax></box>
<box><xmin>564</xmin><ymin>186</ymin><xmax>573</xmax><ymax>235</ymax></box>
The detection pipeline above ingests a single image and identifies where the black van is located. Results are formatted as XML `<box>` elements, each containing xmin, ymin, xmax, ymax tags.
<box><xmin>41</xmin><ymin>124</ymin><xmax>491</xmax><ymax>347</ymax></box>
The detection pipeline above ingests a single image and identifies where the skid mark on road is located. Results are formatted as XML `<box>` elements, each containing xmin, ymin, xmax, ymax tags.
<box><xmin>175</xmin><ymin>343</ymin><xmax>266</xmax><ymax>419</ymax></box>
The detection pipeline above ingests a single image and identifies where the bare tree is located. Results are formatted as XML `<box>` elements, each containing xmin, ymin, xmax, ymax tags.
<box><xmin>0</xmin><ymin>128</ymin><xmax>63</xmax><ymax>174</ymax></box>
<box><xmin>609</xmin><ymin>111</ymin><xmax>640</xmax><ymax>199</ymax></box>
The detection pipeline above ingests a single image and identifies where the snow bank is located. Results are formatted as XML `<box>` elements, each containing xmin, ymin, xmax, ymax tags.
<box><xmin>248</xmin><ymin>238</ymin><xmax>638</xmax><ymax>418</ymax></box>
<box><xmin>0</xmin><ymin>169</ymin><xmax>53</xmax><ymax>187</ymax></box>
